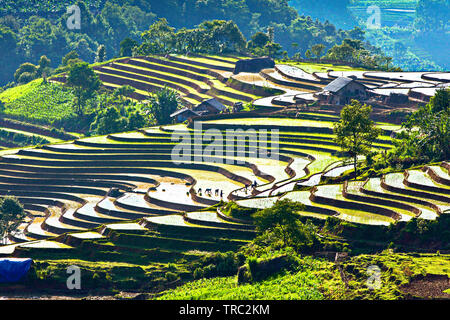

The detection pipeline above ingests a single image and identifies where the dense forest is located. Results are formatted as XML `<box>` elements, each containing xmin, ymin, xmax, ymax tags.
<box><xmin>291</xmin><ymin>0</ymin><xmax>450</xmax><ymax>71</ymax></box>
<box><xmin>0</xmin><ymin>0</ymin><xmax>392</xmax><ymax>86</ymax></box>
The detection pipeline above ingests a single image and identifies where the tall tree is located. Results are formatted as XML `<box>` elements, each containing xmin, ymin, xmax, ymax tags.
<box><xmin>0</xmin><ymin>25</ymin><xmax>17</xmax><ymax>53</ymax></box>
<box><xmin>395</xmin><ymin>88</ymin><xmax>450</xmax><ymax>161</ymax></box>
<box><xmin>333</xmin><ymin>100</ymin><xmax>381</xmax><ymax>179</ymax></box>
<box><xmin>311</xmin><ymin>44</ymin><xmax>325</xmax><ymax>59</ymax></box>
<box><xmin>119</xmin><ymin>37</ymin><xmax>138</xmax><ymax>57</ymax></box>
<box><xmin>145</xmin><ymin>86</ymin><xmax>181</xmax><ymax>125</ymax></box>
<box><xmin>326</xmin><ymin>41</ymin><xmax>355</xmax><ymax>62</ymax></box>
<box><xmin>114</xmin><ymin>85</ymin><xmax>135</xmax><ymax>101</ymax></box>
<box><xmin>95</xmin><ymin>44</ymin><xmax>106</xmax><ymax>63</ymax></box>
<box><xmin>66</xmin><ymin>62</ymin><xmax>101</xmax><ymax>116</ymax></box>
<box><xmin>37</xmin><ymin>55</ymin><xmax>51</xmax><ymax>80</ymax></box>
<box><xmin>0</xmin><ymin>196</ymin><xmax>25</xmax><ymax>244</ymax></box>
<box><xmin>209</xmin><ymin>20</ymin><xmax>247</xmax><ymax>53</ymax></box>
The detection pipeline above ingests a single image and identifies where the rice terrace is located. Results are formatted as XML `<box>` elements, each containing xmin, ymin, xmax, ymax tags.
<box><xmin>0</xmin><ymin>0</ymin><xmax>449</xmax><ymax>307</ymax></box>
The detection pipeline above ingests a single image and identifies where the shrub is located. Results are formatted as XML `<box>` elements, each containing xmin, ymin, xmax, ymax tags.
<box><xmin>222</xmin><ymin>202</ymin><xmax>256</xmax><ymax>221</ymax></box>
<box><xmin>192</xmin><ymin>251</ymin><xmax>245</xmax><ymax>279</ymax></box>
<box><xmin>0</xmin><ymin>129</ymin><xmax>49</xmax><ymax>147</ymax></box>
<box><xmin>17</xmin><ymin>72</ymin><xmax>36</xmax><ymax>84</ymax></box>
<box><xmin>245</xmin><ymin>255</ymin><xmax>298</xmax><ymax>283</ymax></box>
<box><xmin>14</xmin><ymin>63</ymin><xmax>37</xmax><ymax>83</ymax></box>
<box><xmin>193</xmin><ymin>268</ymin><xmax>203</xmax><ymax>280</ymax></box>
<box><xmin>252</xmin><ymin>199</ymin><xmax>316</xmax><ymax>251</ymax></box>
<box><xmin>165</xmin><ymin>271</ymin><xmax>179</xmax><ymax>282</ymax></box>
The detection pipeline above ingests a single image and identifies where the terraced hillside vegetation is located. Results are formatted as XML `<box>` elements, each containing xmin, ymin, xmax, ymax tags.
<box><xmin>0</xmin><ymin>79</ymin><xmax>81</xmax><ymax>150</ymax></box>
<box><xmin>0</xmin><ymin>111</ymin><xmax>448</xmax><ymax>299</ymax></box>
<box><xmin>0</xmin><ymin>54</ymin><xmax>448</xmax><ymax>300</ymax></box>
<box><xmin>51</xmin><ymin>54</ymin><xmax>267</xmax><ymax>109</ymax></box>
<box><xmin>49</xmin><ymin>53</ymin><xmax>450</xmax><ymax>116</ymax></box>
<box><xmin>0</xmin><ymin>113</ymin><xmax>401</xmax><ymax>249</ymax></box>
<box><xmin>0</xmin><ymin>115</ymin><xmax>445</xmax><ymax>242</ymax></box>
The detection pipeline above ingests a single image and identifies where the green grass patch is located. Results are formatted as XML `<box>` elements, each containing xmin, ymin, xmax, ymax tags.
<box><xmin>279</xmin><ymin>61</ymin><xmax>367</xmax><ymax>74</ymax></box>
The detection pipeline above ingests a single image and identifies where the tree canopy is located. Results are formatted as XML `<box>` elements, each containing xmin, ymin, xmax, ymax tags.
<box><xmin>66</xmin><ymin>62</ymin><xmax>101</xmax><ymax>116</ymax></box>
<box><xmin>0</xmin><ymin>0</ymin><xmax>377</xmax><ymax>86</ymax></box>
<box><xmin>415</xmin><ymin>0</ymin><xmax>450</xmax><ymax>33</ymax></box>
<box><xmin>144</xmin><ymin>86</ymin><xmax>182</xmax><ymax>125</ymax></box>
<box><xmin>0</xmin><ymin>196</ymin><xmax>25</xmax><ymax>244</ymax></box>
<box><xmin>394</xmin><ymin>88</ymin><xmax>450</xmax><ymax>162</ymax></box>
<box><xmin>333</xmin><ymin>100</ymin><xmax>381</xmax><ymax>178</ymax></box>
<box><xmin>252</xmin><ymin>199</ymin><xmax>317</xmax><ymax>251</ymax></box>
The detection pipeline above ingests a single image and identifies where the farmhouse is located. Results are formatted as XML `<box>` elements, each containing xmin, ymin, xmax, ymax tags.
<box><xmin>170</xmin><ymin>107</ymin><xmax>200</xmax><ymax>123</ymax></box>
<box><xmin>316</xmin><ymin>77</ymin><xmax>368</xmax><ymax>105</ymax></box>
<box><xmin>193</xmin><ymin>98</ymin><xmax>227</xmax><ymax>115</ymax></box>
<box><xmin>170</xmin><ymin>98</ymin><xmax>228</xmax><ymax>123</ymax></box>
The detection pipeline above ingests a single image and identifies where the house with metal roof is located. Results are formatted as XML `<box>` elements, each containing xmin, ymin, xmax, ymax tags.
<box><xmin>193</xmin><ymin>98</ymin><xmax>227</xmax><ymax>115</ymax></box>
<box><xmin>318</xmin><ymin>77</ymin><xmax>368</xmax><ymax>105</ymax></box>
<box><xmin>170</xmin><ymin>107</ymin><xmax>200</xmax><ymax>123</ymax></box>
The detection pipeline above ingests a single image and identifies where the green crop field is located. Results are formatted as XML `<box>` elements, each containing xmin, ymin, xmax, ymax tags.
<box><xmin>157</xmin><ymin>251</ymin><xmax>450</xmax><ymax>300</ymax></box>
<box><xmin>0</xmin><ymin>80</ymin><xmax>75</xmax><ymax>123</ymax></box>
<box><xmin>158</xmin><ymin>268</ymin><xmax>326</xmax><ymax>300</ymax></box>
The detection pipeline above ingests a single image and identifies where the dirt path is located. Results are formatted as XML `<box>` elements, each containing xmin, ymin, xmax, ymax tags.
<box><xmin>400</xmin><ymin>274</ymin><xmax>450</xmax><ymax>299</ymax></box>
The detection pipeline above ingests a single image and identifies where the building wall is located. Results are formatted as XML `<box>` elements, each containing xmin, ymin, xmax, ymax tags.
<box><xmin>335</xmin><ymin>82</ymin><xmax>368</xmax><ymax>105</ymax></box>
